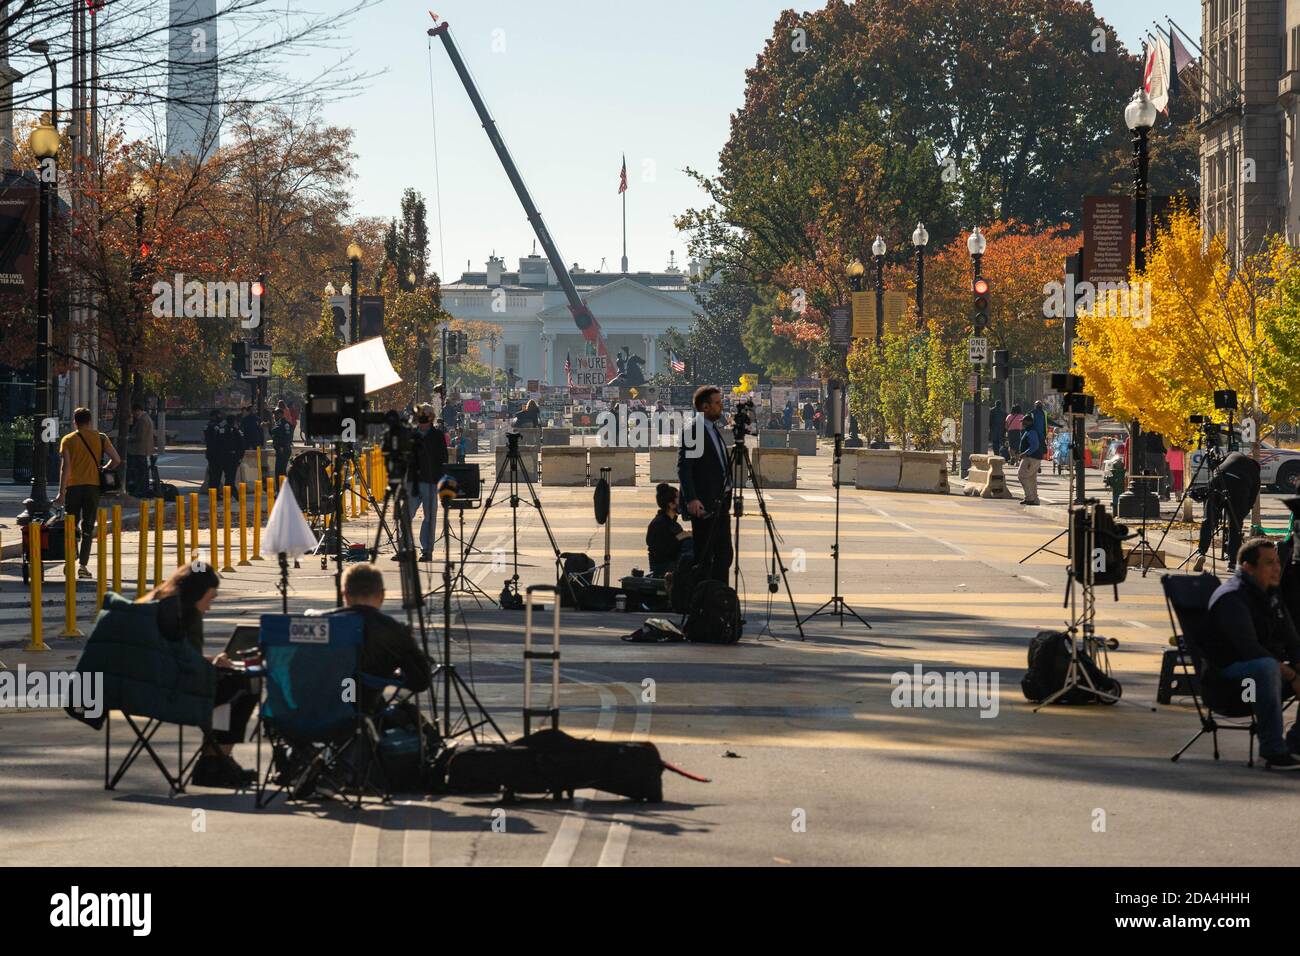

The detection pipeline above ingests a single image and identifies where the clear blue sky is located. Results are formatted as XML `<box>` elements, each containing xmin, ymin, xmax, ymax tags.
<box><xmin>328</xmin><ymin>0</ymin><xmax>1202</xmax><ymax>281</ymax></box>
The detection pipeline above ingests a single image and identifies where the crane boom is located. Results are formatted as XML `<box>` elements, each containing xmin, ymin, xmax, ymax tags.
<box><xmin>430</xmin><ymin>21</ymin><xmax>613</xmax><ymax>380</ymax></box>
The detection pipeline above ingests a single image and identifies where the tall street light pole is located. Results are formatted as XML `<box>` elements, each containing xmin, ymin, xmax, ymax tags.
<box><xmin>871</xmin><ymin>235</ymin><xmax>886</xmax><ymax>348</ymax></box>
<box><xmin>844</xmin><ymin>258</ymin><xmax>865</xmax><ymax>444</ymax></box>
<box><xmin>347</xmin><ymin>241</ymin><xmax>363</xmax><ymax>344</ymax></box>
<box><xmin>968</xmin><ymin>226</ymin><xmax>987</xmax><ymax>470</ymax></box>
<box><xmin>1124</xmin><ymin>88</ymin><xmax>1157</xmax><ymax>273</ymax></box>
<box><xmin>912</xmin><ymin>222</ymin><xmax>928</xmax><ymax>323</ymax></box>
<box><xmin>21</xmin><ymin>52</ymin><xmax>61</xmax><ymax>523</ymax></box>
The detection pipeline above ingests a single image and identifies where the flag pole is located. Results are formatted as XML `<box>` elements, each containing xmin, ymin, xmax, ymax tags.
<box><xmin>620</xmin><ymin>152</ymin><xmax>629</xmax><ymax>274</ymax></box>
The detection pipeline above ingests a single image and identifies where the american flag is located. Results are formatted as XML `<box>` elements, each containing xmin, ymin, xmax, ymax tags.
<box><xmin>618</xmin><ymin>155</ymin><xmax>627</xmax><ymax>195</ymax></box>
<box><xmin>564</xmin><ymin>351</ymin><xmax>574</xmax><ymax>387</ymax></box>
<box><xmin>670</xmin><ymin>351</ymin><xmax>686</xmax><ymax>374</ymax></box>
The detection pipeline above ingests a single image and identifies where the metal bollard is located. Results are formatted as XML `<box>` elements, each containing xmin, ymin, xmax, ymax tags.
<box><xmin>238</xmin><ymin>483</ymin><xmax>250</xmax><ymax>566</ymax></box>
<box><xmin>222</xmin><ymin>485</ymin><xmax>234</xmax><ymax>572</ymax></box>
<box><xmin>96</xmin><ymin>508</ymin><xmax>107</xmax><ymax>612</ymax></box>
<box><xmin>176</xmin><ymin>495</ymin><xmax>186</xmax><ymax>569</ymax></box>
<box><xmin>153</xmin><ymin>497</ymin><xmax>164</xmax><ymax>587</ymax></box>
<box><xmin>189</xmin><ymin>492</ymin><xmax>199</xmax><ymax>561</ymax></box>
<box><xmin>256</xmin><ymin>446</ymin><xmax>263</xmax><ymax>485</ymax></box>
<box><xmin>112</xmin><ymin>504</ymin><xmax>122</xmax><ymax>593</ymax></box>
<box><xmin>137</xmin><ymin>500</ymin><xmax>149</xmax><ymax>598</ymax></box>
<box><xmin>27</xmin><ymin>523</ymin><xmax>48</xmax><ymax>651</ymax></box>
<box><xmin>208</xmin><ymin>488</ymin><xmax>218</xmax><ymax>568</ymax></box>
<box><xmin>61</xmin><ymin>514</ymin><xmax>82</xmax><ymax>637</ymax></box>
<box><xmin>266</xmin><ymin>476</ymin><xmax>275</xmax><ymax>516</ymax></box>
<box><xmin>252</xmin><ymin>480</ymin><xmax>263</xmax><ymax>560</ymax></box>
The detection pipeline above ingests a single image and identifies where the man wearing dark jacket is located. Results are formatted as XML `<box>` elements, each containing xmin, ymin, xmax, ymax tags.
<box><xmin>270</xmin><ymin>406</ymin><xmax>294</xmax><ymax>484</ymax></box>
<box><xmin>203</xmin><ymin>410</ymin><xmax>225</xmax><ymax>489</ymax></box>
<box><xmin>1206</xmin><ymin>538</ymin><xmax>1300</xmax><ymax>769</ymax></box>
<box><xmin>223</xmin><ymin>414</ymin><xmax>243</xmax><ymax>487</ymax></box>
<box><xmin>330</xmin><ymin>563</ymin><xmax>432</xmax><ymax>714</ymax></box>
<box><xmin>678</xmin><ymin>385</ymin><xmax>732</xmax><ymax>583</ymax></box>
<box><xmin>409</xmin><ymin>406</ymin><xmax>448</xmax><ymax>562</ymax></box>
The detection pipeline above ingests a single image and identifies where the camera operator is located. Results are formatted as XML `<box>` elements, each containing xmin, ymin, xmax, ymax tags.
<box><xmin>1206</xmin><ymin>538</ymin><xmax>1300</xmax><ymax>770</ymax></box>
<box><xmin>1198</xmin><ymin>450</ymin><xmax>1260</xmax><ymax>571</ymax></box>
<box><xmin>646</xmin><ymin>482</ymin><xmax>692</xmax><ymax>577</ymax></box>
<box><xmin>678</xmin><ymin>385</ymin><xmax>732</xmax><ymax>583</ymax></box>
<box><xmin>409</xmin><ymin>404</ymin><xmax>447</xmax><ymax>563</ymax></box>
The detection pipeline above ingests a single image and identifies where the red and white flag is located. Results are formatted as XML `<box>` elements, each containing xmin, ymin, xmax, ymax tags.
<box><xmin>618</xmin><ymin>154</ymin><xmax>628</xmax><ymax>195</ymax></box>
<box><xmin>1144</xmin><ymin>35</ymin><xmax>1172</xmax><ymax>114</ymax></box>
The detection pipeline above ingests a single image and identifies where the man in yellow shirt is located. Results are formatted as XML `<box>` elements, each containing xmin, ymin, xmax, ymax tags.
<box><xmin>52</xmin><ymin>407</ymin><xmax>122</xmax><ymax>577</ymax></box>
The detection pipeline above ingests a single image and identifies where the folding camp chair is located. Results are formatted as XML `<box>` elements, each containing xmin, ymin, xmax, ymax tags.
<box><xmin>101</xmin><ymin>712</ymin><xmax>212</xmax><ymax>795</ymax></box>
<box><xmin>1161</xmin><ymin>572</ymin><xmax>1296</xmax><ymax>767</ymax></box>
<box><xmin>253</xmin><ymin>613</ymin><xmax>391</xmax><ymax>809</ymax></box>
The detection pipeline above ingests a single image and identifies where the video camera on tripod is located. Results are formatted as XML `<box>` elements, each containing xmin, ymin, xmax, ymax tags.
<box><xmin>730</xmin><ymin>399</ymin><xmax>756</xmax><ymax>442</ymax></box>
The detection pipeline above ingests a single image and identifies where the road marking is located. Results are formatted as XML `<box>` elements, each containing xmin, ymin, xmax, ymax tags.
<box><xmin>1020</xmin><ymin>575</ymin><xmax>1051</xmax><ymax>589</ymax></box>
<box><xmin>1127</xmin><ymin>619</ymin><xmax>1152</xmax><ymax>630</ymax></box>
<box><xmin>542</xmin><ymin>684</ymin><xmax>618</xmax><ymax>867</ymax></box>
<box><xmin>799</xmin><ymin>495</ymin><xmax>835</xmax><ymax>502</ymax></box>
<box><xmin>596</xmin><ymin>683</ymin><xmax>652</xmax><ymax>868</ymax></box>
<box><xmin>347</xmin><ymin>803</ymin><xmax>392</xmax><ymax>867</ymax></box>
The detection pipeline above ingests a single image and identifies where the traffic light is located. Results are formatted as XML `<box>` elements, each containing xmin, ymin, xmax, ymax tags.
<box><xmin>992</xmin><ymin>349</ymin><xmax>1010</xmax><ymax>381</ymax></box>
<box><xmin>445</xmin><ymin>328</ymin><xmax>458</xmax><ymax>356</ymax></box>
<box><xmin>457</xmin><ymin>331</ymin><xmax>469</xmax><ymax>355</ymax></box>
<box><xmin>230</xmin><ymin>340</ymin><xmax>247</xmax><ymax>375</ymax></box>
<box><xmin>972</xmin><ymin>277</ymin><xmax>990</xmax><ymax>331</ymax></box>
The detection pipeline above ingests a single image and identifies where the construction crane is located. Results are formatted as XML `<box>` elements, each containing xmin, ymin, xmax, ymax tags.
<box><xmin>428</xmin><ymin>17</ymin><xmax>614</xmax><ymax>380</ymax></box>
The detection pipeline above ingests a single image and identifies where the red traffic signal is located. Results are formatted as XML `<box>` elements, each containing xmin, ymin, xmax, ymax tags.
<box><xmin>972</xmin><ymin>277</ymin><xmax>990</xmax><ymax>330</ymax></box>
<box><xmin>973</xmin><ymin>278</ymin><xmax>989</xmax><ymax>296</ymax></box>
<box><xmin>250</xmin><ymin>280</ymin><xmax>265</xmax><ymax>297</ymax></box>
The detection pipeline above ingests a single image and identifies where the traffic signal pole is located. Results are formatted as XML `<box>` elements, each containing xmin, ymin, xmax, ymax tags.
<box><xmin>972</xmin><ymin>254</ymin><xmax>984</xmax><ymax>472</ymax></box>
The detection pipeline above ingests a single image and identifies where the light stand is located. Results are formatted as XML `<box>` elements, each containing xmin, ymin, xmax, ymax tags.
<box><xmin>799</xmin><ymin>433</ymin><xmax>871</xmax><ymax>630</ymax></box>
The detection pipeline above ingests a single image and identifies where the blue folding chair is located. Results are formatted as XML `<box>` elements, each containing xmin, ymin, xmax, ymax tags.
<box><xmin>253</xmin><ymin>613</ymin><xmax>391</xmax><ymax>809</ymax></box>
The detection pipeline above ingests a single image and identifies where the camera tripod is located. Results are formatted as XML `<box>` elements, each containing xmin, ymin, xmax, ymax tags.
<box><xmin>799</xmin><ymin>434</ymin><xmax>870</xmax><ymax>630</ymax></box>
<box><xmin>341</xmin><ymin>445</ymin><xmax>398</xmax><ymax>557</ymax></box>
<box><xmin>1123</xmin><ymin>474</ymin><xmax>1164</xmax><ymax>574</ymax></box>
<box><xmin>426</xmin><ymin>499</ymin><xmax>494</xmax><ymax>606</ymax></box>
<box><xmin>451</xmin><ymin>433</ymin><xmax>563</xmax><ymax>610</ymax></box>
<box><xmin>1150</xmin><ymin>441</ymin><xmax>1230</xmax><ymax>574</ymax></box>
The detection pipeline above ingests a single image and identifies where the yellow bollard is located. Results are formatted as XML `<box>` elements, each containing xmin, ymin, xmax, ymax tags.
<box><xmin>350</xmin><ymin>470</ymin><xmax>358</xmax><ymax>518</ymax></box>
<box><xmin>256</xmin><ymin>446</ymin><xmax>263</xmax><ymax>485</ymax></box>
<box><xmin>153</xmin><ymin>498</ymin><xmax>164</xmax><ymax>587</ymax></box>
<box><xmin>361</xmin><ymin>451</ymin><xmax>370</xmax><ymax>514</ymax></box>
<box><xmin>238</xmin><ymin>483</ymin><xmax>250</xmax><ymax>566</ymax></box>
<box><xmin>137</xmin><ymin>500</ymin><xmax>149</xmax><ymax>598</ymax></box>
<box><xmin>26</xmin><ymin>523</ymin><xmax>47</xmax><ymax>651</ymax></box>
<box><xmin>112</xmin><ymin>504</ymin><xmax>122</xmax><ymax>593</ymax></box>
<box><xmin>176</xmin><ymin>495</ymin><xmax>186</xmax><ymax>569</ymax></box>
<box><xmin>208</xmin><ymin>488</ymin><xmax>218</xmax><ymax>568</ymax></box>
<box><xmin>61</xmin><ymin>515</ymin><xmax>82</xmax><ymax>637</ymax></box>
<box><xmin>252</xmin><ymin>480</ymin><xmax>263</xmax><ymax>560</ymax></box>
<box><xmin>96</xmin><ymin>508</ymin><xmax>107</xmax><ymax>612</ymax></box>
<box><xmin>189</xmin><ymin>492</ymin><xmax>199</xmax><ymax>561</ymax></box>
<box><xmin>266</xmin><ymin>476</ymin><xmax>275</xmax><ymax>516</ymax></box>
<box><xmin>222</xmin><ymin>484</ymin><xmax>234</xmax><ymax>572</ymax></box>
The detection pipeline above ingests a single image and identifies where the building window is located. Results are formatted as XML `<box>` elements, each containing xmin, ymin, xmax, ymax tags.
<box><xmin>504</xmin><ymin>344</ymin><xmax>520</xmax><ymax>375</ymax></box>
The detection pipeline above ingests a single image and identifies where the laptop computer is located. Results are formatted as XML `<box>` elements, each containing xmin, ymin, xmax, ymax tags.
<box><xmin>223</xmin><ymin>624</ymin><xmax>262</xmax><ymax>660</ymax></box>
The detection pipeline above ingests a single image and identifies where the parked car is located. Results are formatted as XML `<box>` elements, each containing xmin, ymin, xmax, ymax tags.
<box><xmin>1187</xmin><ymin>439</ymin><xmax>1300</xmax><ymax>492</ymax></box>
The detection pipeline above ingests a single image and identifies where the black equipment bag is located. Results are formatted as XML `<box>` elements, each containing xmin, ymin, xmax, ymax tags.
<box><xmin>444</xmin><ymin>728</ymin><xmax>668</xmax><ymax>802</ymax></box>
<box><xmin>1092</xmin><ymin>505</ymin><xmax>1130</xmax><ymax>586</ymax></box>
<box><xmin>669</xmin><ymin>555</ymin><xmax>699</xmax><ymax>615</ymax></box>
<box><xmin>684</xmin><ymin>579</ymin><xmax>741</xmax><ymax>645</ymax></box>
<box><xmin>558</xmin><ymin>552</ymin><xmax>597</xmax><ymax>608</ymax></box>
<box><xmin>160</xmin><ymin>483</ymin><xmax>180</xmax><ymax>502</ymax></box>
<box><xmin>1021</xmin><ymin>630</ymin><xmax>1121</xmax><ymax>704</ymax></box>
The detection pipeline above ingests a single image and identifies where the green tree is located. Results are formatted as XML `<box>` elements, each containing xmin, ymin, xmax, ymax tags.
<box><xmin>742</xmin><ymin>288</ymin><xmax>815</xmax><ymax>379</ymax></box>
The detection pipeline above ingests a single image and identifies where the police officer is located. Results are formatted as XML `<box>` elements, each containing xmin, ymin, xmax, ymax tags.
<box><xmin>270</xmin><ymin>404</ymin><xmax>294</xmax><ymax>484</ymax></box>
<box><xmin>223</xmin><ymin>413</ymin><xmax>243</xmax><ymax>487</ymax></box>
<box><xmin>203</xmin><ymin>409</ymin><xmax>225</xmax><ymax>489</ymax></box>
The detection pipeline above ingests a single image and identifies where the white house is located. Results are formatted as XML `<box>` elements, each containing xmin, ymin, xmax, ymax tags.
<box><xmin>441</xmin><ymin>252</ymin><xmax>711</xmax><ymax>385</ymax></box>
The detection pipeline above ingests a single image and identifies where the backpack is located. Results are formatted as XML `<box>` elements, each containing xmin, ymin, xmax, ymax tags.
<box><xmin>558</xmin><ymin>552</ymin><xmax>597</xmax><ymax>608</ymax></box>
<box><xmin>684</xmin><ymin>579</ymin><xmax>741</xmax><ymax>644</ymax></box>
<box><xmin>1021</xmin><ymin>630</ymin><xmax>1121</xmax><ymax>704</ymax></box>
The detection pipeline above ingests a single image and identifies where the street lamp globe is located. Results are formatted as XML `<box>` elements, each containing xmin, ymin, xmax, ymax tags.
<box><xmin>29</xmin><ymin>123</ymin><xmax>60</xmax><ymax>159</ymax></box>
<box><xmin>128</xmin><ymin>173</ymin><xmax>151</xmax><ymax>205</ymax></box>
<box><xmin>346</xmin><ymin>241</ymin><xmax>363</xmax><ymax>262</ymax></box>
<box><xmin>341</xmin><ymin>282</ymin><xmax>351</xmax><ymax>297</ymax></box>
<box><xmin>1124</xmin><ymin>88</ymin><xmax>1158</xmax><ymax>131</ymax></box>
<box><xmin>912</xmin><ymin>222</ymin><xmax>929</xmax><ymax>248</ymax></box>
<box><xmin>846</xmin><ymin>259</ymin><xmax>865</xmax><ymax>279</ymax></box>
<box><xmin>967</xmin><ymin>226</ymin><xmax>987</xmax><ymax>257</ymax></box>
<box><xmin>324</xmin><ymin>282</ymin><xmax>336</xmax><ymax>296</ymax></box>
<box><xmin>871</xmin><ymin>235</ymin><xmax>887</xmax><ymax>258</ymax></box>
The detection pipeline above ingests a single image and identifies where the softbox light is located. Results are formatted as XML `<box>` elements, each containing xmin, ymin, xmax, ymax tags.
<box><xmin>263</xmin><ymin>479</ymin><xmax>318</xmax><ymax>556</ymax></box>
<box><xmin>337</xmin><ymin>336</ymin><xmax>402</xmax><ymax>394</ymax></box>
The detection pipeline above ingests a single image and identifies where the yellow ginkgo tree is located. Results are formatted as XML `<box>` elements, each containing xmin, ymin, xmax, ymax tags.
<box><xmin>1074</xmin><ymin>209</ymin><xmax>1299</xmax><ymax>450</ymax></box>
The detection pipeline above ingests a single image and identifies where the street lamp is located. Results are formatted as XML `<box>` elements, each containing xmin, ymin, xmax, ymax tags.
<box><xmin>912</xmin><ymin>222</ymin><xmax>929</xmax><ymax>323</ymax></box>
<box><xmin>967</xmin><ymin>227</ymin><xmax>986</xmax><ymax>473</ymax></box>
<box><xmin>846</xmin><ymin>258</ymin><xmax>865</xmax><ymax>293</ymax></box>
<box><xmin>1124</xmin><ymin>87</ymin><xmax>1158</xmax><ymax>273</ymax></box>
<box><xmin>324</xmin><ymin>282</ymin><xmax>336</xmax><ymax>296</ymax></box>
<box><xmin>20</xmin><ymin>120</ymin><xmax>62</xmax><ymax>521</ymax></box>
<box><xmin>346</xmin><ymin>241</ymin><xmax>363</xmax><ymax>343</ymax></box>
<box><xmin>871</xmin><ymin>235</ymin><xmax>886</xmax><ymax>347</ymax></box>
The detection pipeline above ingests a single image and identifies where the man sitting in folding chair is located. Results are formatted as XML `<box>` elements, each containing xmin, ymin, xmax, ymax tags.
<box><xmin>1205</xmin><ymin>538</ymin><xmax>1300</xmax><ymax>771</ymax></box>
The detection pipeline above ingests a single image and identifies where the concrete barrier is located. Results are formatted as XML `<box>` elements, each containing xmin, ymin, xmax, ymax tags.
<box><xmin>898</xmin><ymin>451</ymin><xmax>950</xmax><ymax>494</ymax></box>
<box><xmin>855</xmin><ymin>449</ymin><xmax>901</xmax><ymax>490</ymax></box>
<box><xmin>588</xmin><ymin>447</ymin><xmax>636</xmax><ymax>486</ymax></box>
<box><xmin>962</xmin><ymin>454</ymin><xmax>1013</xmax><ymax>499</ymax></box>
<box><xmin>835</xmin><ymin>447</ymin><xmax>864</xmax><ymax>485</ymax></box>
<box><xmin>753</xmin><ymin>447</ymin><xmax>798</xmax><ymax>489</ymax></box>
<box><xmin>787</xmin><ymin>429</ymin><xmax>818</xmax><ymax>456</ymax></box>
<box><xmin>540</xmin><ymin>446</ymin><xmax>588</xmax><ymax>485</ymax></box>
<box><xmin>541</xmin><ymin>427</ymin><xmax>572</xmax><ymax>446</ymax></box>
<box><xmin>494</xmin><ymin>444</ymin><xmax>541</xmax><ymax>482</ymax></box>
<box><xmin>649</xmin><ymin>448</ymin><xmax>679</xmax><ymax>483</ymax></box>
<box><xmin>759</xmin><ymin>429</ymin><xmax>787</xmax><ymax>449</ymax></box>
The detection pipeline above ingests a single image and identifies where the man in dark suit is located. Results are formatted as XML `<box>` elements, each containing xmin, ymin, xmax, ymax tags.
<box><xmin>678</xmin><ymin>385</ymin><xmax>733</xmax><ymax>583</ymax></box>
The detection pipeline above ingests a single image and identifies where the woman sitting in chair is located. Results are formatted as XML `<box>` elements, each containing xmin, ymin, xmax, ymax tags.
<box><xmin>141</xmin><ymin>563</ymin><xmax>258</xmax><ymax>788</ymax></box>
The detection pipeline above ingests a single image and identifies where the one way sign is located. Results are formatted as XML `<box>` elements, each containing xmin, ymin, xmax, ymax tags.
<box><xmin>967</xmin><ymin>337</ymin><xmax>988</xmax><ymax>364</ymax></box>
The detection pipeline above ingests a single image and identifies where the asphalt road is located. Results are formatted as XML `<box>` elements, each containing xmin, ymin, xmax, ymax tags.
<box><xmin>2</xmin><ymin>450</ymin><xmax>1296</xmax><ymax>867</ymax></box>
